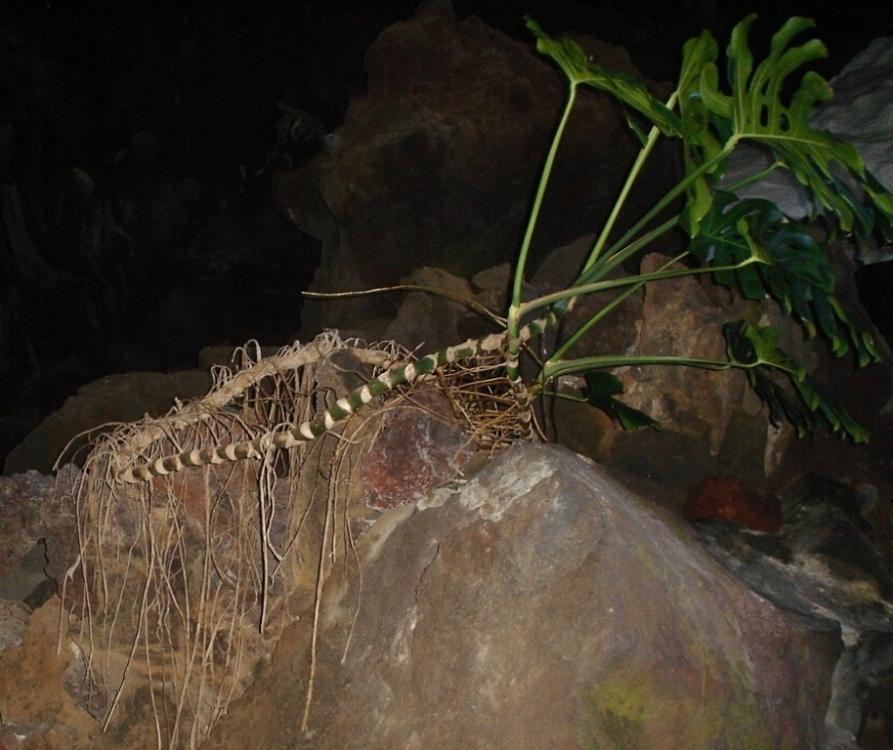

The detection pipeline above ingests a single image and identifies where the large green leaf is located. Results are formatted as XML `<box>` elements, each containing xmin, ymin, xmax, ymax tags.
<box><xmin>688</xmin><ymin>191</ymin><xmax>772</xmax><ymax>296</ymax></box>
<box><xmin>723</xmin><ymin>322</ymin><xmax>869</xmax><ymax>442</ymax></box>
<box><xmin>690</xmin><ymin>192</ymin><xmax>880</xmax><ymax>364</ymax></box>
<box><xmin>677</xmin><ymin>31</ymin><xmax>727</xmax><ymax>233</ymax></box>
<box><xmin>685</xmin><ymin>15</ymin><xmax>893</xmax><ymax>247</ymax></box>
<box><xmin>526</xmin><ymin>18</ymin><xmax>682</xmax><ymax>138</ymax></box>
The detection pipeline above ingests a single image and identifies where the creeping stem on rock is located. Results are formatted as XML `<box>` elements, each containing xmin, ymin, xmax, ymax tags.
<box><xmin>118</xmin><ymin>315</ymin><xmax>558</xmax><ymax>483</ymax></box>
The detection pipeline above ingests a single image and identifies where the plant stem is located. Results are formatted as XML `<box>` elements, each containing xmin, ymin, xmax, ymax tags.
<box><xmin>519</xmin><ymin>254</ymin><xmax>759</xmax><ymax>316</ymax></box>
<box><xmin>543</xmin><ymin>251</ymin><xmax>688</xmax><ymax>364</ymax></box>
<box><xmin>583</xmin><ymin>90</ymin><xmax>679</xmax><ymax>273</ymax></box>
<box><xmin>540</xmin><ymin>353</ymin><xmax>745</xmax><ymax>383</ymax></box>
<box><xmin>575</xmin><ymin>144</ymin><xmax>733</xmax><ymax>289</ymax></box>
<box><xmin>303</xmin><ymin>283</ymin><xmax>506</xmax><ymax>326</ymax></box>
<box><xmin>507</xmin><ymin>82</ymin><xmax>577</xmax><ymax>367</ymax></box>
<box><xmin>584</xmin><ymin>215</ymin><xmax>680</xmax><ymax>280</ymax></box>
<box><xmin>722</xmin><ymin>159</ymin><xmax>784</xmax><ymax>193</ymax></box>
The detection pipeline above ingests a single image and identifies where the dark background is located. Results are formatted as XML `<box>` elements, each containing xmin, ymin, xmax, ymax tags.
<box><xmin>6</xmin><ymin>1</ymin><xmax>887</xmax><ymax>184</ymax></box>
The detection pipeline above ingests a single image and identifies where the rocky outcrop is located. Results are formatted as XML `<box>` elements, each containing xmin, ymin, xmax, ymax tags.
<box><xmin>0</xmin><ymin>469</ymin><xmax>86</xmax><ymax>747</ymax></box>
<box><xmin>4</xmin><ymin>443</ymin><xmax>887</xmax><ymax>748</ymax></box>
<box><xmin>0</xmin><ymin>467</ymin><xmax>78</xmax><ymax>587</ymax></box>
<box><xmin>0</xmin><ymin>602</ymin><xmax>100</xmax><ymax>750</ymax></box>
<box><xmin>3</xmin><ymin>370</ymin><xmax>211</xmax><ymax>475</ymax></box>
<box><xmin>690</xmin><ymin>474</ymin><xmax>893</xmax><ymax>749</ymax></box>
<box><xmin>360</xmin><ymin>388</ymin><xmax>476</xmax><ymax>510</ymax></box>
<box><xmin>207</xmin><ymin>443</ymin><xmax>840</xmax><ymax>750</ymax></box>
<box><xmin>526</xmin><ymin>237</ymin><xmax>778</xmax><ymax>491</ymax></box>
<box><xmin>524</xmin><ymin>231</ymin><xmax>893</xmax><ymax>504</ymax></box>
<box><xmin>277</xmin><ymin>0</ymin><xmax>677</xmax><ymax>335</ymax></box>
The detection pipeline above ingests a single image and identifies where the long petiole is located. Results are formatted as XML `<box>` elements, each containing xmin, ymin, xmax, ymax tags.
<box><xmin>547</xmin><ymin>251</ymin><xmax>689</xmax><ymax>363</ymax></box>
<box><xmin>583</xmin><ymin>90</ymin><xmax>680</xmax><ymax>273</ymax></box>
<box><xmin>519</xmin><ymin>256</ymin><xmax>760</xmax><ymax>317</ymax></box>
<box><xmin>507</xmin><ymin>82</ymin><xmax>578</xmax><ymax>356</ymax></box>
<box><xmin>581</xmin><ymin>215</ymin><xmax>680</xmax><ymax>283</ymax></box>
<box><xmin>541</xmin><ymin>353</ymin><xmax>760</xmax><ymax>383</ymax></box>
<box><xmin>579</xmin><ymin>143</ymin><xmax>734</xmax><ymax>286</ymax></box>
<box><xmin>722</xmin><ymin>158</ymin><xmax>784</xmax><ymax>194</ymax></box>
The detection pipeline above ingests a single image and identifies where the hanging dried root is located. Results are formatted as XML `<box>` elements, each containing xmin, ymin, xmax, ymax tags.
<box><xmin>60</xmin><ymin>322</ymin><xmax>545</xmax><ymax>749</ymax></box>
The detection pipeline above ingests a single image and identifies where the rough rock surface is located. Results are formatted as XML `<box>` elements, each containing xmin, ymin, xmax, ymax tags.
<box><xmin>382</xmin><ymin>266</ymin><xmax>482</xmax><ymax>352</ymax></box>
<box><xmin>526</xmin><ymin>233</ymin><xmax>893</xmax><ymax>505</ymax></box>
<box><xmin>0</xmin><ymin>601</ymin><xmax>100</xmax><ymax>750</ymax></box>
<box><xmin>3</xmin><ymin>370</ymin><xmax>210</xmax><ymax>475</ymax></box>
<box><xmin>208</xmin><ymin>443</ymin><xmax>838</xmax><ymax>750</ymax></box>
<box><xmin>529</xmin><ymin>242</ymin><xmax>771</xmax><ymax>491</ymax></box>
<box><xmin>0</xmin><ymin>467</ymin><xmax>78</xmax><ymax>586</ymax></box>
<box><xmin>695</xmin><ymin>503</ymin><xmax>893</xmax><ymax>636</ymax></box>
<box><xmin>722</xmin><ymin>36</ymin><xmax>893</xmax><ymax>262</ymax></box>
<box><xmin>360</xmin><ymin>389</ymin><xmax>476</xmax><ymax>510</ymax></box>
<box><xmin>692</xmin><ymin>484</ymin><xmax>893</xmax><ymax>748</ymax></box>
<box><xmin>0</xmin><ymin>598</ymin><xmax>30</xmax><ymax>652</ymax></box>
<box><xmin>606</xmin><ymin>251</ymin><xmax>775</xmax><ymax>489</ymax></box>
<box><xmin>278</xmin><ymin>0</ymin><xmax>677</xmax><ymax>334</ymax></box>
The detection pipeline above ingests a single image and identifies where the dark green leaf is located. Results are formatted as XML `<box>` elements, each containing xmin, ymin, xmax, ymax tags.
<box><xmin>691</xmin><ymin>192</ymin><xmax>878</xmax><ymax>362</ymax></box>
<box><xmin>750</xmin><ymin>369</ymin><xmax>817</xmax><ymax>436</ymax></box>
<box><xmin>583</xmin><ymin>371</ymin><xmax>658</xmax><ymax>430</ymax></box>
<box><xmin>724</xmin><ymin>322</ymin><xmax>804</xmax><ymax>376</ymax></box>
<box><xmin>723</xmin><ymin>322</ymin><xmax>869</xmax><ymax>442</ymax></box>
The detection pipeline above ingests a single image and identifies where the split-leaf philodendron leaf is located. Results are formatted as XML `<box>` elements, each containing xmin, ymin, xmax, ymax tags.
<box><xmin>525</xmin><ymin>17</ymin><xmax>682</xmax><ymax>138</ymax></box>
<box><xmin>682</xmin><ymin>15</ymin><xmax>893</xmax><ymax>248</ymax></box>
<box><xmin>690</xmin><ymin>191</ymin><xmax>881</xmax><ymax>365</ymax></box>
<box><xmin>724</xmin><ymin>322</ymin><xmax>870</xmax><ymax>442</ymax></box>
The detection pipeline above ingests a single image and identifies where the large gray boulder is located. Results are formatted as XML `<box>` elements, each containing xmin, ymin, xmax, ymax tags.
<box><xmin>208</xmin><ymin>443</ymin><xmax>839</xmax><ymax>750</ymax></box>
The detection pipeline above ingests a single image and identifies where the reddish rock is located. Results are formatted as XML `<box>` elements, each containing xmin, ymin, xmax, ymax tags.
<box><xmin>361</xmin><ymin>389</ymin><xmax>475</xmax><ymax>510</ymax></box>
<box><xmin>684</xmin><ymin>476</ymin><xmax>783</xmax><ymax>533</ymax></box>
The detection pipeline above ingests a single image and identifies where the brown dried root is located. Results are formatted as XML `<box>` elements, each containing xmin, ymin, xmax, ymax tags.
<box><xmin>57</xmin><ymin>330</ymin><xmax>527</xmax><ymax>749</ymax></box>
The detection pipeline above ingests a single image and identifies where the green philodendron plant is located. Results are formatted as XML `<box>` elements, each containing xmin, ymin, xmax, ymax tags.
<box><xmin>506</xmin><ymin>14</ymin><xmax>893</xmax><ymax>442</ymax></box>
<box><xmin>115</xmin><ymin>14</ymin><xmax>893</xmax><ymax>487</ymax></box>
<box><xmin>85</xmin><ymin>20</ymin><xmax>893</xmax><ymax>739</ymax></box>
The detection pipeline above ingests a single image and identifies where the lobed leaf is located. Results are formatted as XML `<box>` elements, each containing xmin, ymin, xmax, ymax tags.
<box><xmin>692</xmin><ymin>193</ymin><xmax>880</xmax><ymax>364</ymax></box>
<box><xmin>723</xmin><ymin>322</ymin><xmax>869</xmax><ymax>442</ymax></box>
<box><xmin>683</xmin><ymin>14</ymin><xmax>893</xmax><ymax>249</ymax></box>
<box><xmin>526</xmin><ymin>18</ymin><xmax>682</xmax><ymax>138</ymax></box>
<box><xmin>677</xmin><ymin>31</ymin><xmax>727</xmax><ymax>233</ymax></box>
